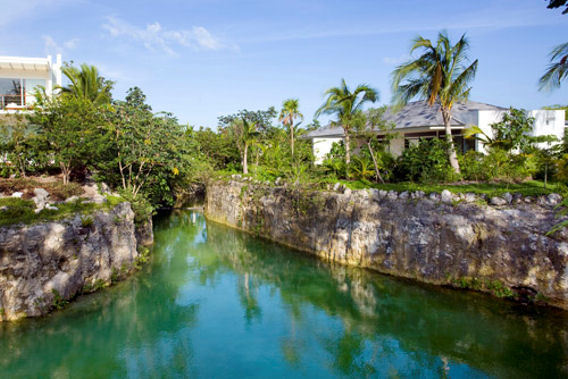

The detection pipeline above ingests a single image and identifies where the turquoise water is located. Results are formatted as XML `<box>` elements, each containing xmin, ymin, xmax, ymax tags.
<box><xmin>1</xmin><ymin>210</ymin><xmax>567</xmax><ymax>378</ymax></box>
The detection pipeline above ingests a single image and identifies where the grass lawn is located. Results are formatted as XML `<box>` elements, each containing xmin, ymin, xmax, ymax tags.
<box><xmin>0</xmin><ymin>195</ymin><xmax>126</xmax><ymax>227</ymax></box>
<box><xmin>339</xmin><ymin>179</ymin><xmax>567</xmax><ymax>198</ymax></box>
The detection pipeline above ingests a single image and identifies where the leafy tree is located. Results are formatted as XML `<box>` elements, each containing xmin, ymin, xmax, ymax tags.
<box><xmin>61</xmin><ymin>63</ymin><xmax>114</xmax><ymax>105</ymax></box>
<box><xmin>539</xmin><ymin>43</ymin><xmax>568</xmax><ymax>90</ymax></box>
<box><xmin>392</xmin><ymin>31</ymin><xmax>478</xmax><ymax>174</ymax></box>
<box><xmin>352</xmin><ymin>107</ymin><xmax>396</xmax><ymax>183</ymax></box>
<box><xmin>233</xmin><ymin>117</ymin><xmax>260</xmax><ymax>174</ymax></box>
<box><xmin>218</xmin><ymin>107</ymin><xmax>276</xmax><ymax>133</ymax></box>
<box><xmin>191</xmin><ymin>126</ymin><xmax>240</xmax><ymax>170</ymax></box>
<box><xmin>0</xmin><ymin>114</ymin><xmax>45</xmax><ymax>177</ymax></box>
<box><xmin>106</xmin><ymin>87</ymin><xmax>189</xmax><ymax>199</ymax></box>
<box><xmin>278</xmin><ymin>98</ymin><xmax>304</xmax><ymax>159</ymax></box>
<box><xmin>465</xmin><ymin>108</ymin><xmax>539</xmax><ymax>152</ymax></box>
<box><xmin>29</xmin><ymin>96</ymin><xmax>107</xmax><ymax>184</ymax></box>
<box><xmin>315</xmin><ymin>79</ymin><xmax>378</xmax><ymax>166</ymax></box>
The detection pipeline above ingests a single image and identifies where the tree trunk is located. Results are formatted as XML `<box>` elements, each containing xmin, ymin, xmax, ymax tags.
<box><xmin>243</xmin><ymin>143</ymin><xmax>249</xmax><ymax>174</ymax></box>
<box><xmin>344</xmin><ymin>128</ymin><xmax>351</xmax><ymax>165</ymax></box>
<box><xmin>290</xmin><ymin>123</ymin><xmax>294</xmax><ymax>159</ymax></box>
<box><xmin>60</xmin><ymin>162</ymin><xmax>70</xmax><ymax>185</ymax></box>
<box><xmin>441</xmin><ymin>107</ymin><xmax>461</xmax><ymax>174</ymax></box>
<box><xmin>367</xmin><ymin>141</ymin><xmax>385</xmax><ymax>184</ymax></box>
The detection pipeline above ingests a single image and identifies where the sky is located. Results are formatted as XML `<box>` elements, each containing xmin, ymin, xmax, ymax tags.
<box><xmin>1</xmin><ymin>0</ymin><xmax>567</xmax><ymax>128</ymax></box>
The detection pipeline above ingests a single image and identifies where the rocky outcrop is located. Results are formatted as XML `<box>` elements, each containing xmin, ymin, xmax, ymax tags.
<box><xmin>205</xmin><ymin>180</ymin><xmax>568</xmax><ymax>309</ymax></box>
<box><xmin>135</xmin><ymin>218</ymin><xmax>154</xmax><ymax>247</ymax></box>
<box><xmin>0</xmin><ymin>203</ymin><xmax>145</xmax><ymax>321</ymax></box>
<box><xmin>174</xmin><ymin>183</ymin><xmax>206</xmax><ymax>208</ymax></box>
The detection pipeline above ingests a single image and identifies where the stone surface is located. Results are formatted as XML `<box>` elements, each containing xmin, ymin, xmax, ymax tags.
<box><xmin>32</xmin><ymin>188</ymin><xmax>50</xmax><ymax>212</ymax></box>
<box><xmin>0</xmin><ymin>203</ymin><xmax>144</xmax><ymax>321</ymax></box>
<box><xmin>441</xmin><ymin>190</ymin><xmax>453</xmax><ymax>204</ymax></box>
<box><xmin>490</xmin><ymin>196</ymin><xmax>507</xmax><ymax>206</ymax></box>
<box><xmin>205</xmin><ymin>180</ymin><xmax>568</xmax><ymax>309</ymax></box>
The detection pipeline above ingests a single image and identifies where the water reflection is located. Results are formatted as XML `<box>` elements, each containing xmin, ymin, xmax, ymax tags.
<box><xmin>0</xmin><ymin>210</ymin><xmax>566</xmax><ymax>378</ymax></box>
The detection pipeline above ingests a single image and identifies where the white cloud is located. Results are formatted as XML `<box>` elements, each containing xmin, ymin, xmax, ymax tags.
<box><xmin>102</xmin><ymin>16</ymin><xmax>236</xmax><ymax>55</ymax></box>
<box><xmin>42</xmin><ymin>35</ymin><xmax>79</xmax><ymax>55</ymax></box>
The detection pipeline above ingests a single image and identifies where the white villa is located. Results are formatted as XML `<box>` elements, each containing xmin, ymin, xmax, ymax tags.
<box><xmin>307</xmin><ymin>101</ymin><xmax>566</xmax><ymax>164</ymax></box>
<box><xmin>0</xmin><ymin>54</ymin><xmax>62</xmax><ymax>113</ymax></box>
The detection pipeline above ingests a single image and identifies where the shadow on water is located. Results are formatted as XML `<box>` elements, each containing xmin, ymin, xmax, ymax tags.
<box><xmin>1</xmin><ymin>210</ymin><xmax>567</xmax><ymax>378</ymax></box>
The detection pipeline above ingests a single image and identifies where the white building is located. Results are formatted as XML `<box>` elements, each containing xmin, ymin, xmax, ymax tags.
<box><xmin>307</xmin><ymin>101</ymin><xmax>566</xmax><ymax>164</ymax></box>
<box><xmin>0</xmin><ymin>54</ymin><xmax>62</xmax><ymax>113</ymax></box>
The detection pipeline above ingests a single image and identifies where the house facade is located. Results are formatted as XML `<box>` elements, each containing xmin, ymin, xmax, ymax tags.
<box><xmin>0</xmin><ymin>54</ymin><xmax>62</xmax><ymax>113</ymax></box>
<box><xmin>307</xmin><ymin>101</ymin><xmax>566</xmax><ymax>164</ymax></box>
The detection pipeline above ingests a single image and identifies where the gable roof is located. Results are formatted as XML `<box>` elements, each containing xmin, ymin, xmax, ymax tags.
<box><xmin>307</xmin><ymin>100</ymin><xmax>507</xmax><ymax>138</ymax></box>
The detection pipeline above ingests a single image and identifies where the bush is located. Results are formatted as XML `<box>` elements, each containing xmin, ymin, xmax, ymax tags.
<box><xmin>460</xmin><ymin>149</ymin><xmax>538</xmax><ymax>182</ymax></box>
<box><xmin>459</xmin><ymin>151</ymin><xmax>492</xmax><ymax>181</ymax></box>
<box><xmin>117</xmin><ymin>189</ymin><xmax>154</xmax><ymax>225</ymax></box>
<box><xmin>556</xmin><ymin>154</ymin><xmax>568</xmax><ymax>183</ymax></box>
<box><xmin>397</xmin><ymin>138</ymin><xmax>458</xmax><ymax>183</ymax></box>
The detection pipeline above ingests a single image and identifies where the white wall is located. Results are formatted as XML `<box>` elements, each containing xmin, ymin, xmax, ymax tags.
<box><xmin>312</xmin><ymin>137</ymin><xmax>343</xmax><ymax>164</ymax></box>
<box><xmin>389</xmin><ymin>136</ymin><xmax>405</xmax><ymax>157</ymax></box>
<box><xmin>529</xmin><ymin>110</ymin><xmax>565</xmax><ymax>148</ymax></box>
<box><xmin>476</xmin><ymin>109</ymin><xmax>565</xmax><ymax>152</ymax></box>
<box><xmin>476</xmin><ymin>110</ymin><xmax>506</xmax><ymax>153</ymax></box>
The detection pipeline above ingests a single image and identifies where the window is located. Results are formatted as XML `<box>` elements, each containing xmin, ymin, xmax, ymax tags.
<box><xmin>0</xmin><ymin>78</ymin><xmax>23</xmax><ymax>109</ymax></box>
<box><xmin>24</xmin><ymin>79</ymin><xmax>46</xmax><ymax>105</ymax></box>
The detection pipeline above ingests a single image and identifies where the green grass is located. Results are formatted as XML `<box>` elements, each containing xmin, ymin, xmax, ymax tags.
<box><xmin>0</xmin><ymin>195</ymin><xmax>127</xmax><ymax>227</ymax></box>
<box><xmin>338</xmin><ymin>179</ymin><xmax>567</xmax><ymax>198</ymax></box>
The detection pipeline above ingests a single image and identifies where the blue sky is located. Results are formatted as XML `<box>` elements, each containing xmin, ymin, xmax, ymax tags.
<box><xmin>1</xmin><ymin>0</ymin><xmax>567</xmax><ymax>128</ymax></box>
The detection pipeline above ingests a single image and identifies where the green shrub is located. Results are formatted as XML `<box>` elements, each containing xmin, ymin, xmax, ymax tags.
<box><xmin>117</xmin><ymin>189</ymin><xmax>154</xmax><ymax>225</ymax></box>
<box><xmin>459</xmin><ymin>151</ymin><xmax>492</xmax><ymax>181</ymax></box>
<box><xmin>397</xmin><ymin>138</ymin><xmax>458</xmax><ymax>183</ymax></box>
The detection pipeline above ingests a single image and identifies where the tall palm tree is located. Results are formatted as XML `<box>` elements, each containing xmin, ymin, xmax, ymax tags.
<box><xmin>315</xmin><ymin>79</ymin><xmax>378</xmax><ymax>165</ymax></box>
<box><xmin>61</xmin><ymin>64</ymin><xmax>113</xmax><ymax>105</ymax></box>
<box><xmin>278</xmin><ymin>98</ymin><xmax>303</xmax><ymax>159</ymax></box>
<box><xmin>392</xmin><ymin>31</ymin><xmax>478</xmax><ymax>174</ymax></box>
<box><xmin>235</xmin><ymin>117</ymin><xmax>259</xmax><ymax>174</ymax></box>
<box><xmin>539</xmin><ymin>42</ymin><xmax>568</xmax><ymax>91</ymax></box>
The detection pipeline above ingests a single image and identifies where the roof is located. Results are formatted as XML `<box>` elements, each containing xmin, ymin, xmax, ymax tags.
<box><xmin>307</xmin><ymin>100</ymin><xmax>507</xmax><ymax>138</ymax></box>
<box><xmin>0</xmin><ymin>56</ymin><xmax>52</xmax><ymax>72</ymax></box>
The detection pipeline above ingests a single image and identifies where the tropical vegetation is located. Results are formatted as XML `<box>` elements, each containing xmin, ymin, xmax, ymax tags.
<box><xmin>0</xmin><ymin>27</ymin><xmax>567</xmax><ymax>223</ymax></box>
<box><xmin>392</xmin><ymin>32</ymin><xmax>478</xmax><ymax>174</ymax></box>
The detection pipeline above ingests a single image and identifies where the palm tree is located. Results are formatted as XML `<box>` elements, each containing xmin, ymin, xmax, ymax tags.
<box><xmin>315</xmin><ymin>79</ymin><xmax>378</xmax><ymax>165</ymax></box>
<box><xmin>278</xmin><ymin>98</ymin><xmax>303</xmax><ymax>159</ymax></box>
<box><xmin>61</xmin><ymin>63</ymin><xmax>113</xmax><ymax>105</ymax></box>
<box><xmin>392</xmin><ymin>31</ymin><xmax>478</xmax><ymax>174</ymax></box>
<box><xmin>539</xmin><ymin>42</ymin><xmax>568</xmax><ymax>91</ymax></box>
<box><xmin>234</xmin><ymin>117</ymin><xmax>259</xmax><ymax>174</ymax></box>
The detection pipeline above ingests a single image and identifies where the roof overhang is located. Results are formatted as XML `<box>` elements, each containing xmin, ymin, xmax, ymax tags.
<box><xmin>0</xmin><ymin>56</ymin><xmax>51</xmax><ymax>72</ymax></box>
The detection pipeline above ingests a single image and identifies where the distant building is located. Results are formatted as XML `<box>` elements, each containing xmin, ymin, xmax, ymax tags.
<box><xmin>0</xmin><ymin>54</ymin><xmax>62</xmax><ymax>113</ymax></box>
<box><xmin>306</xmin><ymin>101</ymin><xmax>566</xmax><ymax>164</ymax></box>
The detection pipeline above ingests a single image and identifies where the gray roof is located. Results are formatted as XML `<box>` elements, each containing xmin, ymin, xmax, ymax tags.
<box><xmin>307</xmin><ymin>100</ymin><xmax>507</xmax><ymax>138</ymax></box>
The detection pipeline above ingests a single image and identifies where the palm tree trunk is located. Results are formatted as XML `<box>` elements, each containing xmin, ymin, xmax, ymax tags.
<box><xmin>441</xmin><ymin>107</ymin><xmax>460</xmax><ymax>174</ymax></box>
<box><xmin>290</xmin><ymin>123</ymin><xmax>294</xmax><ymax>159</ymax></box>
<box><xmin>344</xmin><ymin>128</ymin><xmax>351</xmax><ymax>165</ymax></box>
<box><xmin>367</xmin><ymin>141</ymin><xmax>385</xmax><ymax>184</ymax></box>
<box><xmin>243</xmin><ymin>143</ymin><xmax>249</xmax><ymax>174</ymax></box>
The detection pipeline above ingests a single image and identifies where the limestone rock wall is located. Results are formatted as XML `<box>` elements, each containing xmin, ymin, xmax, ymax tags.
<box><xmin>205</xmin><ymin>180</ymin><xmax>568</xmax><ymax>309</ymax></box>
<box><xmin>0</xmin><ymin>203</ymin><xmax>142</xmax><ymax>321</ymax></box>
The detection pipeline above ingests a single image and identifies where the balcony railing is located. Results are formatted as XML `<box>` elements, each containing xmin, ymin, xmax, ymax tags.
<box><xmin>0</xmin><ymin>93</ymin><xmax>26</xmax><ymax>110</ymax></box>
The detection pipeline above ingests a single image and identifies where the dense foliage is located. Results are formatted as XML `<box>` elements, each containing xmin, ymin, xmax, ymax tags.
<box><xmin>0</xmin><ymin>51</ymin><xmax>566</xmax><ymax>221</ymax></box>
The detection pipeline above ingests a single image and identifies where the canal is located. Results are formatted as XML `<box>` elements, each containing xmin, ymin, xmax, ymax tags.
<box><xmin>1</xmin><ymin>210</ymin><xmax>566</xmax><ymax>377</ymax></box>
